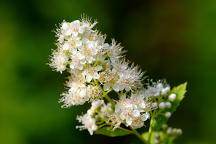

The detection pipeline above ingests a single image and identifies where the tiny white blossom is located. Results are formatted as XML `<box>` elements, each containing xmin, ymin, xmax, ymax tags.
<box><xmin>115</xmin><ymin>93</ymin><xmax>151</xmax><ymax>128</ymax></box>
<box><xmin>161</xmin><ymin>86</ymin><xmax>170</xmax><ymax>95</ymax></box>
<box><xmin>77</xmin><ymin>100</ymin><xmax>105</xmax><ymax>135</ymax></box>
<box><xmin>99</xmin><ymin>70</ymin><xmax>119</xmax><ymax>91</ymax></box>
<box><xmin>82</xmin><ymin>66</ymin><xmax>102</xmax><ymax>82</ymax></box>
<box><xmin>50</xmin><ymin>49</ymin><xmax>69</xmax><ymax>73</ymax></box>
<box><xmin>87</xmin><ymin>85</ymin><xmax>102</xmax><ymax>100</ymax></box>
<box><xmin>61</xmin><ymin>20</ymin><xmax>92</xmax><ymax>37</ymax></box>
<box><xmin>111</xmin><ymin>60</ymin><xmax>144</xmax><ymax>92</ymax></box>
<box><xmin>104</xmin><ymin>39</ymin><xmax>126</xmax><ymax>60</ymax></box>
<box><xmin>77</xmin><ymin>114</ymin><xmax>97</xmax><ymax>135</ymax></box>
<box><xmin>90</xmin><ymin>100</ymin><xmax>105</xmax><ymax>113</ymax></box>
<box><xmin>144</xmin><ymin>82</ymin><xmax>169</xmax><ymax>97</ymax></box>
<box><xmin>60</xmin><ymin>82</ymin><xmax>89</xmax><ymax>107</ymax></box>
<box><xmin>152</xmin><ymin>102</ymin><xmax>158</xmax><ymax>108</ymax></box>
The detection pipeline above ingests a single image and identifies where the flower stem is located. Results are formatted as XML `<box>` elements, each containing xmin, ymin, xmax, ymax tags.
<box><xmin>147</xmin><ymin>112</ymin><xmax>157</xmax><ymax>144</ymax></box>
<box><xmin>118</xmin><ymin>127</ymin><xmax>134</xmax><ymax>134</ymax></box>
<box><xmin>131</xmin><ymin>128</ymin><xmax>146</xmax><ymax>143</ymax></box>
<box><xmin>104</xmin><ymin>94</ymin><xmax>115</xmax><ymax>105</ymax></box>
<box><xmin>93</xmin><ymin>79</ymin><xmax>114</xmax><ymax>105</ymax></box>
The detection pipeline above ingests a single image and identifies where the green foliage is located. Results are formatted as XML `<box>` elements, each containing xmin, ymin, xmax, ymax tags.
<box><xmin>95</xmin><ymin>126</ymin><xmax>132</xmax><ymax>137</ymax></box>
<box><xmin>169</xmin><ymin>82</ymin><xmax>187</xmax><ymax>113</ymax></box>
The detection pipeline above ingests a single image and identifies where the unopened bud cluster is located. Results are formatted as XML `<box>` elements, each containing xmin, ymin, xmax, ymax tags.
<box><xmin>49</xmin><ymin>17</ymin><xmax>181</xmax><ymax>138</ymax></box>
<box><xmin>150</xmin><ymin>124</ymin><xmax>182</xmax><ymax>144</ymax></box>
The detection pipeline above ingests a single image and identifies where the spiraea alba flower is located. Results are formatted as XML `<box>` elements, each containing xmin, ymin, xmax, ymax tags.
<box><xmin>115</xmin><ymin>93</ymin><xmax>151</xmax><ymax>129</ymax></box>
<box><xmin>49</xmin><ymin>16</ymin><xmax>187</xmax><ymax>143</ymax></box>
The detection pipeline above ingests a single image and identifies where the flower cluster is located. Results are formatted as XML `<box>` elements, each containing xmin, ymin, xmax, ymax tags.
<box><xmin>49</xmin><ymin>17</ymin><xmax>185</xmax><ymax>141</ymax></box>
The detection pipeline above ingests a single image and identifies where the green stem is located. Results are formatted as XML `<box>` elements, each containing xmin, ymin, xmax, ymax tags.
<box><xmin>131</xmin><ymin>128</ymin><xmax>146</xmax><ymax>143</ymax></box>
<box><xmin>104</xmin><ymin>94</ymin><xmax>114</xmax><ymax>105</ymax></box>
<box><xmin>148</xmin><ymin>119</ymin><xmax>153</xmax><ymax>144</ymax></box>
<box><xmin>98</xmin><ymin>123</ymin><xmax>109</xmax><ymax>128</ymax></box>
<box><xmin>93</xmin><ymin>79</ymin><xmax>114</xmax><ymax>105</ymax></box>
<box><xmin>118</xmin><ymin>127</ymin><xmax>134</xmax><ymax>134</ymax></box>
<box><xmin>148</xmin><ymin>111</ymin><xmax>156</xmax><ymax>144</ymax></box>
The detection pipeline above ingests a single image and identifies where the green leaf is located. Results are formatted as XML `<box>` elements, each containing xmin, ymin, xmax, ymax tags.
<box><xmin>95</xmin><ymin>126</ymin><xmax>132</xmax><ymax>137</ymax></box>
<box><xmin>170</xmin><ymin>82</ymin><xmax>187</xmax><ymax>113</ymax></box>
<box><xmin>150</xmin><ymin>82</ymin><xmax>187</xmax><ymax>131</ymax></box>
<box><xmin>142</xmin><ymin>132</ymin><xmax>149</xmax><ymax>142</ymax></box>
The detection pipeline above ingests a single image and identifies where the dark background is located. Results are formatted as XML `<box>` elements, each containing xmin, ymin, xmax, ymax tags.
<box><xmin>0</xmin><ymin>0</ymin><xmax>216</xmax><ymax>144</ymax></box>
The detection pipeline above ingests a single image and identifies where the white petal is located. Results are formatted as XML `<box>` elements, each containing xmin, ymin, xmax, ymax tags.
<box><xmin>86</xmin><ymin>75</ymin><xmax>93</xmax><ymax>82</ymax></box>
<box><xmin>103</xmin><ymin>84</ymin><xmax>110</xmax><ymax>91</ymax></box>
<box><xmin>133</xmin><ymin>110</ymin><xmax>140</xmax><ymax>117</ymax></box>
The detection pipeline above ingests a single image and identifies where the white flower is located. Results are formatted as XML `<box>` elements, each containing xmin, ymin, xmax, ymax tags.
<box><xmin>161</xmin><ymin>86</ymin><xmax>170</xmax><ymax>95</ymax></box>
<box><xmin>53</xmin><ymin>19</ymin><xmax>105</xmax><ymax>72</ymax></box>
<box><xmin>60</xmin><ymin>82</ymin><xmax>89</xmax><ymax>107</ymax></box>
<box><xmin>69</xmin><ymin>50</ymin><xmax>85</xmax><ymax>70</ymax></box>
<box><xmin>49</xmin><ymin>49</ymin><xmax>69</xmax><ymax>73</ymax></box>
<box><xmin>152</xmin><ymin>102</ymin><xmax>158</xmax><ymax>108</ymax></box>
<box><xmin>144</xmin><ymin>82</ymin><xmax>170</xmax><ymax>97</ymax></box>
<box><xmin>61</xmin><ymin>21</ymin><xmax>73</xmax><ymax>36</ymax></box>
<box><xmin>82</xmin><ymin>66</ymin><xmax>102</xmax><ymax>82</ymax></box>
<box><xmin>118</xmin><ymin>61</ymin><xmax>143</xmax><ymax>91</ymax></box>
<box><xmin>115</xmin><ymin>93</ymin><xmax>151</xmax><ymax>128</ymax></box>
<box><xmin>78</xmin><ymin>40</ymin><xmax>102</xmax><ymax>63</ymax></box>
<box><xmin>104</xmin><ymin>39</ymin><xmax>125</xmax><ymax>60</ymax></box>
<box><xmin>131</xmin><ymin>112</ymin><xmax>150</xmax><ymax>129</ymax></box>
<box><xmin>87</xmin><ymin>85</ymin><xmax>102</xmax><ymax>100</ymax></box>
<box><xmin>107</xmin><ymin>60</ymin><xmax>144</xmax><ymax>92</ymax></box>
<box><xmin>67</xmin><ymin>70</ymin><xmax>86</xmax><ymax>84</ymax></box>
<box><xmin>65</xmin><ymin>35</ymin><xmax>82</xmax><ymax>49</ymax></box>
<box><xmin>76</xmin><ymin>100</ymin><xmax>104</xmax><ymax>135</ymax></box>
<box><xmin>61</xmin><ymin>20</ymin><xmax>92</xmax><ymax>37</ymax></box>
<box><xmin>77</xmin><ymin>114</ymin><xmax>97</xmax><ymax>135</ymax></box>
<box><xmin>89</xmin><ymin>100</ymin><xmax>105</xmax><ymax>114</ymax></box>
<box><xmin>61</xmin><ymin>77</ymin><xmax>103</xmax><ymax>106</ymax></box>
<box><xmin>99</xmin><ymin>70</ymin><xmax>119</xmax><ymax>91</ymax></box>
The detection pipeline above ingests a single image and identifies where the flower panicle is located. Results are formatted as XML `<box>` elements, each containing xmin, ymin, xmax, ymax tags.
<box><xmin>49</xmin><ymin>17</ymin><xmax>185</xmax><ymax>143</ymax></box>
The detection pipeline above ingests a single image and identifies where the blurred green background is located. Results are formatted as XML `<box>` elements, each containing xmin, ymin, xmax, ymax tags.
<box><xmin>0</xmin><ymin>0</ymin><xmax>216</xmax><ymax>144</ymax></box>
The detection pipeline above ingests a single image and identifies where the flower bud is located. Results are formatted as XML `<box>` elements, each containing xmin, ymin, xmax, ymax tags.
<box><xmin>165</xmin><ymin>102</ymin><xmax>171</xmax><ymax>108</ymax></box>
<box><xmin>159</xmin><ymin>102</ymin><xmax>166</xmax><ymax>109</ymax></box>
<box><xmin>154</xmin><ymin>139</ymin><xmax>160</xmax><ymax>144</ymax></box>
<box><xmin>168</xmin><ymin>93</ymin><xmax>176</xmax><ymax>102</ymax></box>
<box><xmin>161</xmin><ymin>86</ymin><xmax>170</xmax><ymax>95</ymax></box>
<box><xmin>152</xmin><ymin>102</ymin><xmax>158</xmax><ymax>108</ymax></box>
<box><xmin>165</xmin><ymin>112</ymin><xmax>171</xmax><ymax>118</ymax></box>
<box><xmin>176</xmin><ymin>129</ymin><xmax>182</xmax><ymax>135</ymax></box>
<box><xmin>154</xmin><ymin>133</ymin><xmax>160</xmax><ymax>138</ymax></box>
<box><xmin>166</xmin><ymin>128</ymin><xmax>172</xmax><ymax>135</ymax></box>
